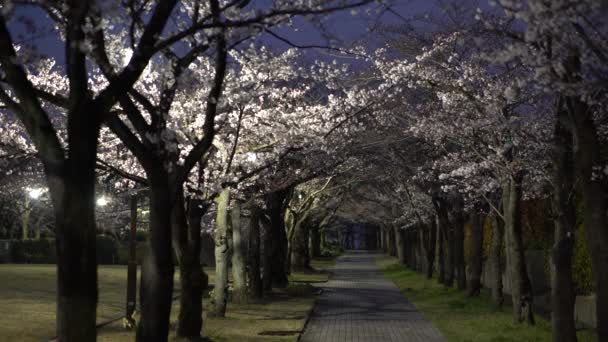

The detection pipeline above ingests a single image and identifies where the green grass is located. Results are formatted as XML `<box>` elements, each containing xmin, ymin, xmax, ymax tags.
<box><xmin>376</xmin><ymin>256</ymin><xmax>597</xmax><ymax>342</ymax></box>
<box><xmin>0</xmin><ymin>257</ymin><xmax>335</xmax><ymax>342</ymax></box>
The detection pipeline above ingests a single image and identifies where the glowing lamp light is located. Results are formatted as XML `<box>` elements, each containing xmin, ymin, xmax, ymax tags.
<box><xmin>96</xmin><ymin>196</ymin><xmax>110</xmax><ymax>207</ymax></box>
<box><xmin>27</xmin><ymin>187</ymin><xmax>45</xmax><ymax>200</ymax></box>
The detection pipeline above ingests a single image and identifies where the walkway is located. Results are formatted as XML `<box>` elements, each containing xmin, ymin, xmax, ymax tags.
<box><xmin>300</xmin><ymin>251</ymin><xmax>445</xmax><ymax>342</ymax></box>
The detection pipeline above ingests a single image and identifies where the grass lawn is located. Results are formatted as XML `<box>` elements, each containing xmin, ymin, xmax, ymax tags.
<box><xmin>0</xmin><ymin>258</ymin><xmax>335</xmax><ymax>342</ymax></box>
<box><xmin>376</xmin><ymin>256</ymin><xmax>597</xmax><ymax>342</ymax></box>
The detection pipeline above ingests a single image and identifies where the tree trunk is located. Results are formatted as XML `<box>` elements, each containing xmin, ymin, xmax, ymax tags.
<box><xmin>468</xmin><ymin>211</ymin><xmax>484</xmax><ymax>297</ymax></box>
<box><xmin>210</xmin><ymin>188</ymin><xmax>230</xmax><ymax>318</ymax></box>
<box><xmin>569</xmin><ymin>101</ymin><xmax>608</xmax><ymax>341</ymax></box>
<box><xmin>434</xmin><ymin>198</ymin><xmax>454</xmax><ymax>287</ymax></box>
<box><xmin>231</xmin><ymin>202</ymin><xmax>248</xmax><ymax>304</ymax></box>
<box><xmin>137</xmin><ymin>180</ymin><xmax>175</xmax><ymax>341</ymax></box>
<box><xmin>291</xmin><ymin>216</ymin><xmax>311</xmax><ymax>272</ymax></box>
<box><xmin>266</xmin><ymin>189</ymin><xmax>290</xmax><ymax>288</ymax></box>
<box><xmin>310</xmin><ymin>224</ymin><xmax>321</xmax><ymax>258</ymax></box>
<box><xmin>387</xmin><ymin>226</ymin><xmax>396</xmax><ymax>256</ymax></box>
<box><xmin>502</xmin><ymin>176</ymin><xmax>534</xmax><ymax>325</ymax></box>
<box><xmin>54</xmin><ymin>170</ymin><xmax>98</xmax><ymax>342</ymax></box>
<box><xmin>173</xmin><ymin>192</ymin><xmax>208</xmax><ymax>339</ymax></box>
<box><xmin>126</xmin><ymin>196</ymin><xmax>137</xmax><ymax>326</ymax></box>
<box><xmin>453</xmin><ymin>209</ymin><xmax>466</xmax><ymax>291</ymax></box>
<box><xmin>436</xmin><ymin>214</ymin><xmax>445</xmax><ymax>284</ymax></box>
<box><xmin>565</xmin><ymin>55</ymin><xmax>608</xmax><ymax>342</ymax></box>
<box><xmin>490</xmin><ymin>214</ymin><xmax>505</xmax><ymax>308</ymax></box>
<box><xmin>395</xmin><ymin>226</ymin><xmax>406</xmax><ymax>265</ymax></box>
<box><xmin>550</xmin><ymin>104</ymin><xmax>577</xmax><ymax>342</ymax></box>
<box><xmin>22</xmin><ymin>201</ymin><xmax>30</xmax><ymax>240</ymax></box>
<box><xmin>247</xmin><ymin>205</ymin><xmax>263</xmax><ymax>300</ymax></box>
<box><xmin>426</xmin><ymin>219</ymin><xmax>437</xmax><ymax>279</ymax></box>
<box><xmin>261</xmin><ymin>216</ymin><xmax>273</xmax><ymax>292</ymax></box>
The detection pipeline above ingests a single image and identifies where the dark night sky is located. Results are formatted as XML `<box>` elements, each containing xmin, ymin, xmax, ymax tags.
<box><xmin>12</xmin><ymin>1</ymin><xmax>471</xmax><ymax>67</ymax></box>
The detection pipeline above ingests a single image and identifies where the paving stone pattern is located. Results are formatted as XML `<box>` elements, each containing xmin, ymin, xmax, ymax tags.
<box><xmin>300</xmin><ymin>251</ymin><xmax>445</xmax><ymax>342</ymax></box>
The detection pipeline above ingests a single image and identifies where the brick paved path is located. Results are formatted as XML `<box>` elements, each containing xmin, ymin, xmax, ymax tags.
<box><xmin>300</xmin><ymin>251</ymin><xmax>445</xmax><ymax>342</ymax></box>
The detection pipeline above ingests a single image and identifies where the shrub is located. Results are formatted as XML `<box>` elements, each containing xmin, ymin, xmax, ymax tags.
<box><xmin>116</xmin><ymin>242</ymin><xmax>148</xmax><ymax>265</ymax></box>
<box><xmin>10</xmin><ymin>239</ymin><xmax>56</xmax><ymax>263</ymax></box>
<box><xmin>8</xmin><ymin>236</ymin><xmax>123</xmax><ymax>264</ymax></box>
<box><xmin>96</xmin><ymin>235</ymin><xmax>119</xmax><ymax>264</ymax></box>
<box><xmin>320</xmin><ymin>243</ymin><xmax>343</xmax><ymax>258</ymax></box>
<box><xmin>135</xmin><ymin>230</ymin><xmax>148</xmax><ymax>242</ymax></box>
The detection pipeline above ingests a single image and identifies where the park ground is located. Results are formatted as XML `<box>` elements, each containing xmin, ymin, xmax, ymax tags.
<box><xmin>0</xmin><ymin>258</ymin><xmax>335</xmax><ymax>342</ymax></box>
<box><xmin>377</xmin><ymin>255</ymin><xmax>597</xmax><ymax>342</ymax></box>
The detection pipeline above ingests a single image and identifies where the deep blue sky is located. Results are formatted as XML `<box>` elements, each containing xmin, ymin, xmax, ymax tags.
<box><xmin>11</xmin><ymin>1</ymin><xmax>480</xmax><ymax>67</ymax></box>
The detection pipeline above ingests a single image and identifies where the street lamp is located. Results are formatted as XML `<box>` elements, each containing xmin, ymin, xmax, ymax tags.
<box><xmin>27</xmin><ymin>187</ymin><xmax>45</xmax><ymax>200</ymax></box>
<box><xmin>96</xmin><ymin>196</ymin><xmax>110</xmax><ymax>207</ymax></box>
<box><xmin>23</xmin><ymin>187</ymin><xmax>46</xmax><ymax>240</ymax></box>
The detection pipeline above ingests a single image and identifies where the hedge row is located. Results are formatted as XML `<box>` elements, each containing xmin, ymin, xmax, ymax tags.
<box><xmin>6</xmin><ymin>237</ymin><xmax>148</xmax><ymax>265</ymax></box>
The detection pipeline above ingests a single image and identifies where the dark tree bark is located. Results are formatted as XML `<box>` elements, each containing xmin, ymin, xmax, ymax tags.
<box><xmin>564</xmin><ymin>54</ymin><xmax>608</xmax><ymax>342</ymax></box>
<box><xmin>453</xmin><ymin>208</ymin><xmax>466</xmax><ymax>291</ymax></box>
<box><xmin>266</xmin><ymin>189</ymin><xmax>290</xmax><ymax>288</ymax></box>
<box><xmin>436</xmin><ymin>215</ymin><xmax>445</xmax><ymax>284</ymax></box>
<box><xmin>55</xmin><ymin>143</ymin><xmax>99</xmax><ymax>342</ymax></box>
<box><xmin>247</xmin><ymin>205</ymin><xmax>263</xmax><ymax>300</ymax></box>
<box><xmin>381</xmin><ymin>227</ymin><xmax>387</xmax><ymax>252</ymax></box>
<box><xmin>426</xmin><ymin>219</ymin><xmax>437</xmax><ymax>279</ymax></box>
<box><xmin>138</xmin><ymin>178</ymin><xmax>175</xmax><ymax>341</ymax></box>
<box><xmin>502</xmin><ymin>175</ymin><xmax>534</xmax><ymax>325</ymax></box>
<box><xmin>468</xmin><ymin>210</ymin><xmax>485</xmax><ymax>297</ymax></box>
<box><xmin>490</xmin><ymin>214</ymin><xmax>505</xmax><ymax>308</ymax></box>
<box><xmin>434</xmin><ymin>197</ymin><xmax>454</xmax><ymax>287</ymax></box>
<box><xmin>310</xmin><ymin>224</ymin><xmax>321</xmax><ymax>258</ymax></box>
<box><xmin>550</xmin><ymin>101</ymin><xmax>577</xmax><ymax>342</ymax></box>
<box><xmin>416</xmin><ymin>224</ymin><xmax>428</xmax><ymax>273</ymax></box>
<box><xmin>172</xmin><ymin>192</ymin><xmax>209</xmax><ymax>339</ymax></box>
<box><xmin>387</xmin><ymin>226</ymin><xmax>397</xmax><ymax>256</ymax></box>
<box><xmin>395</xmin><ymin>226</ymin><xmax>406</xmax><ymax>265</ymax></box>
<box><xmin>290</xmin><ymin>215</ymin><xmax>311</xmax><ymax>272</ymax></box>
<box><xmin>261</xmin><ymin>215</ymin><xmax>273</xmax><ymax>292</ymax></box>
